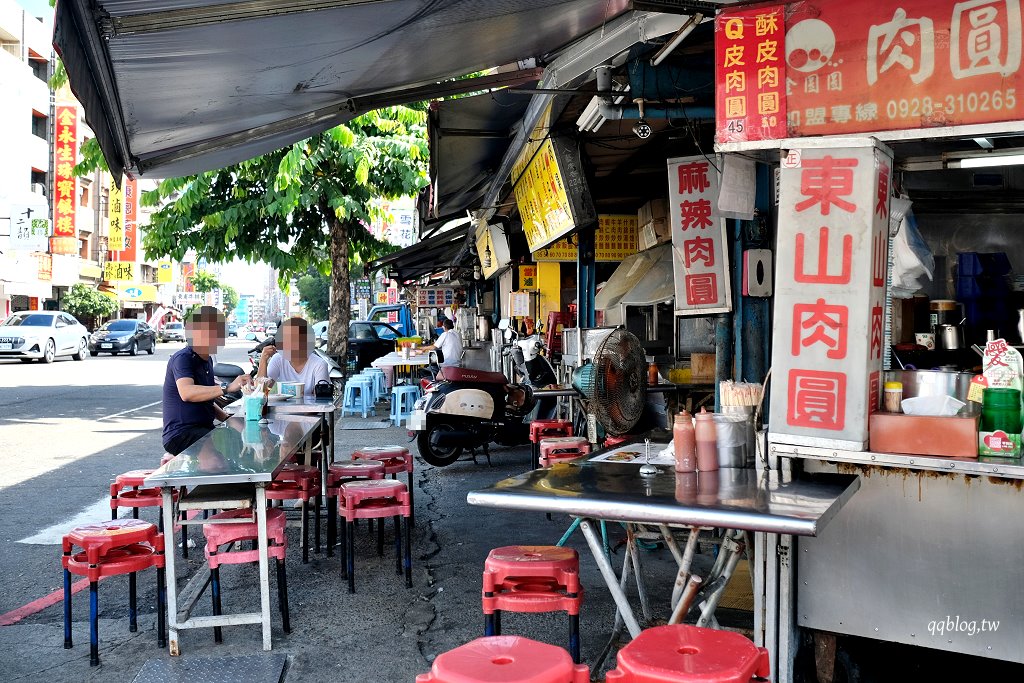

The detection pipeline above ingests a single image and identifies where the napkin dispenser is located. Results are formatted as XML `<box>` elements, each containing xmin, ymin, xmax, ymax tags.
<box><xmin>243</xmin><ymin>394</ymin><xmax>267</xmax><ymax>421</ymax></box>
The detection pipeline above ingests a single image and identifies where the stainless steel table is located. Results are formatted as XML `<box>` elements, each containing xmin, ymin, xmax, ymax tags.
<box><xmin>468</xmin><ymin>461</ymin><xmax>859</xmax><ymax>638</ymax></box>
<box><xmin>146</xmin><ymin>415</ymin><xmax>321</xmax><ymax>654</ymax></box>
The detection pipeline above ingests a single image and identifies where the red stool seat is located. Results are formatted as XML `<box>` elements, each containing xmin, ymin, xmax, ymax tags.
<box><xmin>416</xmin><ymin>635</ymin><xmax>589</xmax><ymax>683</ymax></box>
<box><xmin>61</xmin><ymin>519</ymin><xmax>165</xmax><ymax>665</ymax></box>
<box><xmin>326</xmin><ymin>459</ymin><xmax>385</xmax><ymax>561</ymax></box>
<box><xmin>529</xmin><ymin>420</ymin><xmax>573</xmax><ymax>469</ymax></box>
<box><xmin>605</xmin><ymin>625</ymin><xmax>771</xmax><ymax>683</ymax></box>
<box><xmin>201</xmin><ymin>507</ymin><xmax>291</xmax><ymax>641</ymax></box>
<box><xmin>539</xmin><ymin>437</ymin><xmax>591</xmax><ymax>468</ymax></box>
<box><xmin>266</xmin><ymin>466</ymin><xmax>321</xmax><ymax>564</ymax></box>
<box><xmin>483</xmin><ymin>546</ymin><xmax>583</xmax><ymax>663</ymax></box>
<box><xmin>115</xmin><ymin>469</ymin><xmax>155</xmax><ymax>488</ymax></box>
<box><xmin>352</xmin><ymin>446</ymin><xmax>416</xmax><ymax>525</ymax></box>
<box><xmin>338</xmin><ymin>480</ymin><xmax>412</xmax><ymax>592</ymax></box>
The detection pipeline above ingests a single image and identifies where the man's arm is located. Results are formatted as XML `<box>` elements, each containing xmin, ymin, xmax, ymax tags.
<box><xmin>175</xmin><ymin>373</ymin><xmax>249</xmax><ymax>403</ymax></box>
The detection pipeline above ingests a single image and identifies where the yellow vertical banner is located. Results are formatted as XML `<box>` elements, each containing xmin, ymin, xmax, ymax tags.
<box><xmin>107</xmin><ymin>176</ymin><xmax>125</xmax><ymax>251</ymax></box>
<box><xmin>157</xmin><ymin>261</ymin><xmax>173</xmax><ymax>283</ymax></box>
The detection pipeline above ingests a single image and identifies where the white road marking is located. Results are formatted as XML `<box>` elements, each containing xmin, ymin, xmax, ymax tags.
<box><xmin>96</xmin><ymin>400</ymin><xmax>162</xmax><ymax>422</ymax></box>
<box><xmin>17</xmin><ymin>496</ymin><xmax>128</xmax><ymax>545</ymax></box>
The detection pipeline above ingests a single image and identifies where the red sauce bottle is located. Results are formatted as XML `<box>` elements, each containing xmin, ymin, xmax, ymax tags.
<box><xmin>673</xmin><ymin>411</ymin><xmax>696</xmax><ymax>473</ymax></box>
<box><xmin>694</xmin><ymin>407</ymin><xmax>719</xmax><ymax>472</ymax></box>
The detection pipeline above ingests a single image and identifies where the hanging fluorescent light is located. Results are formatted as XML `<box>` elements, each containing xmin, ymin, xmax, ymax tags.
<box><xmin>956</xmin><ymin>153</ymin><xmax>1024</xmax><ymax>168</ymax></box>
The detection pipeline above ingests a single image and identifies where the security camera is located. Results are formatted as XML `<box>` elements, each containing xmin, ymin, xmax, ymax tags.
<box><xmin>633</xmin><ymin>118</ymin><xmax>652</xmax><ymax>139</ymax></box>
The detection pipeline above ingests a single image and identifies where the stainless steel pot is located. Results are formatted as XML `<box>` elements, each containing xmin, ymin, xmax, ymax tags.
<box><xmin>935</xmin><ymin>323</ymin><xmax>964</xmax><ymax>350</ymax></box>
<box><xmin>884</xmin><ymin>370</ymin><xmax>979</xmax><ymax>416</ymax></box>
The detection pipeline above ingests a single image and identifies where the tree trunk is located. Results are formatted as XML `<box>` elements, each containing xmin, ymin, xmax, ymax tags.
<box><xmin>327</xmin><ymin>210</ymin><xmax>351</xmax><ymax>366</ymax></box>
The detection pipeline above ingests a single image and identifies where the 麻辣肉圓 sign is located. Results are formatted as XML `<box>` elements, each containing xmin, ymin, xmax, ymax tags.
<box><xmin>716</xmin><ymin>0</ymin><xmax>1023</xmax><ymax>143</ymax></box>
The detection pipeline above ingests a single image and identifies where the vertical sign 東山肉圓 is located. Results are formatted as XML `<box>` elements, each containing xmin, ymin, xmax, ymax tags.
<box><xmin>715</xmin><ymin>4</ymin><xmax>787</xmax><ymax>143</ymax></box>
<box><xmin>51</xmin><ymin>105</ymin><xmax>78</xmax><ymax>255</ymax></box>
<box><xmin>668</xmin><ymin>155</ymin><xmax>732</xmax><ymax>316</ymax></box>
<box><xmin>769</xmin><ymin>141</ymin><xmax>892</xmax><ymax>451</ymax></box>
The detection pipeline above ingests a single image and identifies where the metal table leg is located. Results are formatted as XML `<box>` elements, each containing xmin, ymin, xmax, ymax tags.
<box><xmin>161</xmin><ymin>487</ymin><xmax>180</xmax><ymax>656</ymax></box>
<box><xmin>580</xmin><ymin>519</ymin><xmax>641</xmax><ymax>637</ymax></box>
<box><xmin>255</xmin><ymin>484</ymin><xmax>272</xmax><ymax>651</ymax></box>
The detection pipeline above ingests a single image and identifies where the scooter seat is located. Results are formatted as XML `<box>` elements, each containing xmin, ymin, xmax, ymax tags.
<box><xmin>439</xmin><ymin>367</ymin><xmax>508</xmax><ymax>385</ymax></box>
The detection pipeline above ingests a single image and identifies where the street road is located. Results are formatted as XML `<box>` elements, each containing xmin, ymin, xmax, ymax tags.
<box><xmin>0</xmin><ymin>337</ymin><xmax>255</xmax><ymax>616</ymax></box>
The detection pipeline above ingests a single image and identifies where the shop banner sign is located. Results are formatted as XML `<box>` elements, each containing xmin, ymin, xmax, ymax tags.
<box><xmin>37</xmin><ymin>254</ymin><xmax>52</xmax><ymax>281</ymax></box>
<box><xmin>51</xmin><ymin>105</ymin><xmax>78</xmax><ymax>255</ymax></box>
<box><xmin>104</xmin><ymin>261</ymin><xmax>136</xmax><ymax>281</ymax></box>
<box><xmin>417</xmin><ymin>288</ymin><xmax>454</xmax><ymax>307</ymax></box>
<box><xmin>716</xmin><ymin>0</ymin><xmax>1023</xmax><ymax>143</ymax></box>
<box><xmin>519</xmin><ymin>266</ymin><xmax>538</xmax><ymax>289</ymax></box>
<box><xmin>668</xmin><ymin>155</ymin><xmax>732</xmax><ymax>316</ymax></box>
<box><xmin>157</xmin><ymin>261</ymin><xmax>173</xmax><ymax>283</ymax></box>
<box><xmin>769</xmin><ymin>141</ymin><xmax>892</xmax><ymax>450</ymax></box>
<box><xmin>715</xmin><ymin>4</ymin><xmax>788</xmax><ymax>143</ymax></box>
<box><xmin>8</xmin><ymin>205</ymin><xmax>50</xmax><ymax>252</ymax></box>
<box><xmin>182</xmin><ymin>263</ymin><xmax>195</xmax><ymax>292</ymax></box>
<box><xmin>107</xmin><ymin>176</ymin><xmax>125</xmax><ymax>251</ymax></box>
<box><xmin>534</xmin><ymin>215</ymin><xmax>639</xmax><ymax>262</ymax></box>
<box><xmin>111</xmin><ymin>178</ymin><xmax>138</xmax><ymax>263</ymax></box>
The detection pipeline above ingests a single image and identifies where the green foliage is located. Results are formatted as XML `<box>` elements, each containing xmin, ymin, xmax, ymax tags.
<box><xmin>74</xmin><ymin>137</ymin><xmax>109</xmax><ymax>175</ymax></box>
<box><xmin>63</xmin><ymin>283</ymin><xmax>117</xmax><ymax>320</ymax></box>
<box><xmin>296</xmin><ymin>271</ymin><xmax>330</xmax><ymax>321</ymax></box>
<box><xmin>221</xmin><ymin>285</ymin><xmax>240</xmax><ymax>313</ymax></box>
<box><xmin>190</xmin><ymin>270</ymin><xmax>220</xmax><ymax>294</ymax></box>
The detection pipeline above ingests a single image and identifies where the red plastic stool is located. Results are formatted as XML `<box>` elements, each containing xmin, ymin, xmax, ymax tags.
<box><xmin>483</xmin><ymin>545</ymin><xmax>583</xmax><ymax>663</ymax></box>
<box><xmin>416</xmin><ymin>635</ymin><xmax>590</xmax><ymax>683</ymax></box>
<box><xmin>539</xmin><ymin>437</ymin><xmax>591</xmax><ymax>468</ymax></box>
<box><xmin>605</xmin><ymin>624</ymin><xmax>771</xmax><ymax>682</ymax></box>
<box><xmin>62</xmin><ymin>519</ymin><xmax>165</xmax><ymax>666</ymax></box>
<box><xmin>353</xmin><ymin>446</ymin><xmax>415</xmax><ymax>524</ymax></box>
<box><xmin>338</xmin><ymin>479</ymin><xmax>412</xmax><ymax>593</ymax></box>
<box><xmin>326</xmin><ymin>459</ymin><xmax>385</xmax><ymax>559</ymax></box>
<box><xmin>202</xmin><ymin>508</ymin><xmax>290</xmax><ymax>642</ymax></box>
<box><xmin>267</xmin><ymin>463</ymin><xmax>321</xmax><ymax>563</ymax></box>
<box><xmin>530</xmin><ymin>420</ymin><xmax>573</xmax><ymax>469</ymax></box>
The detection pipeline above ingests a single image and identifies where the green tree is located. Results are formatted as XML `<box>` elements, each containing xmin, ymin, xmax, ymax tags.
<box><xmin>221</xmin><ymin>285</ymin><xmax>240</xmax><ymax>314</ymax></box>
<box><xmin>63</xmin><ymin>283</ymin><xmax>117</xmax><ymax>326</ymax></box>
<box><xmin>139</xmin><ymin>107</ymin><xmax>428</xmax><ymax>359</ymax></box>
<box><xmin>296</xmin><ymin>270</ymin><xmax>330</xmax><ymax>321</ymax></box>
<box><xmin>191</xmin><ymin>270</ymin><xmax>220</xmax><ymax>293</ymax></box>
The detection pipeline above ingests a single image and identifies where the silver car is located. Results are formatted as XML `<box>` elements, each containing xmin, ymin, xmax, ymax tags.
<box><xmin>0</xmin><ymin>310</ymin><xmax>90</xmax><ymax>363</ymax></box>
<box><xmin>160</xmin><ymin>321</ymin><xmax>186</xmax><ymax>342</ymax></box>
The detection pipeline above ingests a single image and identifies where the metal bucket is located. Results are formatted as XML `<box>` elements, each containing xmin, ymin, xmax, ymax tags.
<box><xmin>720</xmin><ymin>405</ymin><xmax>756</xmax><ymax>467</ymax></box>
<box><xmin>713</xmin><ymin>412</ymin><xmax>750</xmax><ymax>468</ymax></box>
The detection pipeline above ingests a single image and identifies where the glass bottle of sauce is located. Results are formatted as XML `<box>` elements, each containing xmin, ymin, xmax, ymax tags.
<box><xmin>695</xmin><ymin>407</ymin><xmax>719</xmax><ymax>472</ymax></box>
<box><xmin>673</xmin><ymin>411</ymin><xmax>696</xmax><ymax>473</ymax></box>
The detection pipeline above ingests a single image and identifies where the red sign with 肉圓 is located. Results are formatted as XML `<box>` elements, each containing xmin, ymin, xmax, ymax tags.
<box><xmin>716</xmin><ymin>0</ymin><xmax>1023</xmax><ymax>142</ymax></box>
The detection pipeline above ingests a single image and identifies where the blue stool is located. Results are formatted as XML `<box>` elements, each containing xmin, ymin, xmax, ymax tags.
<box><xmin>353</xmin><ymin>372</ymin><xmax>379</xmax><ymax>404</ymax></box>
<box><xmin>390</xmin><ymin>385</ymin><xmax>421</xmax><ymax>427</ymax></box>
<box><xmin>365</xmin><ymin>369</ymin><xmax>387</xmax><ymax>402</ymax></box>
<box><xmin>342</xmin><ymin>377</ymin><xmax>375</xmax><ymax>418</ymax></box>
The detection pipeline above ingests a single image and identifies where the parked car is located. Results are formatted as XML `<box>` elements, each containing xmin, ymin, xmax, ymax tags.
<box><xmin>228</xmin><ymin>323</ymin><xmax>239</xmax><ymax>337</ymax></box>
<box><xmin>89</xmin><ymin>319</ymin><xmax>157</xmax><ymax>356</ymax></box>
<box><xmin>0</xmin><ymin>310</ymin><xmax>89</xmax><ymax>363</ymax></box>
<box><xmin>349</xmin><ymin>320</ymin><xmax>399</xmax><ymax>369</ymax></box>
<box><xmin>161</xmin><ymin>321</ymin><xmax>186</xmax><ymax>342</ymax></box>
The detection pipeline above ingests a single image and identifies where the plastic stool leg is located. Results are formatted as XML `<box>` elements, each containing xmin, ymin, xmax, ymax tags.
<box><xmin>494</xmin><ymin>610</ymin><xmax>502</xmax><ymax>635</ymax></box>
<box><xmin>277</xmin><ymin>559</ymin><xmax>291</xmax><ymax>634</ymax></box>
<box><xmin>211</xmin><ymin>566</ymin><xmax>223</xmax><ymax>643</ymax></box>
<box><xmin>569</xmin><ymin>611</ymin><xmax>581</xmax><ymax>664</ymax></box>
<box><xmin>408</xmin><ymin>470</ymin><xmax>415</xmax><ymax>527</ymax></box>
<box><xmin>394</xmin><ymin>515</ymin><xmax>402</xmax><ymax>575</ymax></box>
<box><xmin>89</xmin><ymin>580</ymin><xmax>99</xmax><ymax>666</ymax></box>
<box><xmin>327</xmin><ymin>494</ymin><xmax>336</xmax><ymax>558</ymax></box>
<box><xmin>347</xmin><ymin>521</ymin><xmax>356</xmax><ymax>593</ymax></box>
<box><xmin>63</xmin><ymin>567</ymin><xmax>72</xmax><ymax>649</ymax></box>
<box><xmin>129</xmin><ymin>571</ymin><xmax>138</xmax><ymax>632</ymax></box>
<box><xmin>484</xmin><ymin>609</ymin><xmax>496</xmax><ymax>636</ymax></box>
<box><xmin>301</xmin><ymin>498</ymin><xmax>309</xmax><ymax>564</ymax></box>
<box><xmin>339</xmin><ymin>516</ymin><xmax>348</xmax><ymax>579</ymax></box>
<box><xmin>404</xmin><ymin>515</ymin><xmax>412</xmax><ymax>588</ymax></box>
<box><xmin>181</xmin><ymin>523</ymin><xmax>189</xmax><ymax>559</ymax></box>
<box><xmin>156</xmin><ymin>566</ymin><xmax>166</xmax><ymax>648</ymax></box>
<box><xmin>314</xmin><ymin>493</ymin><xmax>321</xmax><ymax>554</ymax></box>
<box><xmin>377</xmin><ymin>515</ymin><xmax>385</xmax><ymax>556</ymax></box>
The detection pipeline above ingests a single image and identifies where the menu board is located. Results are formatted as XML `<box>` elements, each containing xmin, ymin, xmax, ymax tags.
<box><xmin>533</xmin><ymin>215</ymin><xmax>638</xmax><ymax>262</ymax></box>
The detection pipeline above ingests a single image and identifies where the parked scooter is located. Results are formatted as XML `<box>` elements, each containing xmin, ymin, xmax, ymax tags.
<box><xmin>409</xmin><ymin>320</ymin><xmax>558</xmax><ymax>467</ymax></box>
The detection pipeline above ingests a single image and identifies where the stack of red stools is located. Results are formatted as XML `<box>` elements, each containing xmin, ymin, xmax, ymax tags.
<box><xmin>604</xmin><ymin>624</ymin><xmax>770</xmax><ymax>682</ymax></box>
<box><xmin>266</xmin><ymin>463</ymin><xmax>321</xmax><ymax>563</ymax></box>
<box><xmin>338</xmin><ymin>479</ymin><xmax>412</xmax><ymax>592</ymax></box>
<box><xmin>416</xmin><ymin>635</ymin><xmax>590</xmax><ymax>683</ymax></box>
<box><xmin>62</xmin><ymin>519</ymin><xmax>165</xmax><ymax>666</ymax></box>
<box><xmin>352</xmin><ymin>445</ymin><xmax>415</xmax><ymax>524</ymax></box>
<box><xmin>539</xmin><ymin>436</ymin><xmax>591</xmax><ymax>468</ymax></box>
<box><xmin>326</xmin><ymin>458</ymin><xmax>385</xmax><ymax>560</ymax></box>
<box><xmin>482</xmin><ymin>545</ymin><xmax>583</xmax><ymax>663</ymax></box>
<box><xmin>202</xmin><ymin>507</ymin><xmax>291</xmax><ymax>643</ymax></box>
<box><xmin>545</xmin><ymin>311</ymin><xmax>571</xmax><ymax>356</ymax></box>
<box><xmin>529</xmin><ymin>420</ymin><xmax>573</xmax><ymax>469</ymax></box>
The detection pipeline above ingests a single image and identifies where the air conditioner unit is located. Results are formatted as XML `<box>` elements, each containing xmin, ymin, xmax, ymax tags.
<box><xmin>31</xmin><ymin>183</ymin><xmax>46</xmax><ymax>196</ymax></box>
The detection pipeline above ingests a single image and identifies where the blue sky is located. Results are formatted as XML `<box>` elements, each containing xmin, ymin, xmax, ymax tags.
<box><xmin>18</xmin><ymin>0</ymin><xmax>53</xmax><ymax>19</ymax></box>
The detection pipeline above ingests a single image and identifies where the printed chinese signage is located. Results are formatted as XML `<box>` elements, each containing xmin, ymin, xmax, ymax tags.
<box><xmin>716</xmin><ymin>0</ymin><xmax>1023</xmax><ymax>143</ymax></box>
<box><xmin>8</xmin><ymin>205</ymin><xmax>50</xmax><ymax>252</ymax></box>
<box><xmin>519</xmin><ymin>266</ymin><xmax>538</xmax><ymax>289</ymax></box>
<box><xmin>118</xmin><ymin>284</ymin><xmax>158</xmax><ymax>302</ymax></box>
<box><xmin>769</xmin><ymin>141</ymin><xmax>892</xmax><ymax>450</ymax></box>
<box><xmin>107</xmin><ymin>176</ymin><xmax>125</xmax><ymax>251</ymax></box>
<box><xmin>668</xmin><ymin>155</ymin><xmax>732</xmax><ymax>315</ymax></box>
<box><xmin>37</xmin><ymin>254</ymin><xmax>52</xmax><ymax>281</ymax></box>
<box><xmin>104</xmin><ymin>261</ymin><xmax>136</xmax><ymax>281</ymax></box>
<box><xmin>375</xmin><ymin>292</ymin><xmax>388</xmax><ymax>305</ymax></box>
<box><xmin>533</xmin><ymin>215</ymin><xmax>639</xmax><ymax>262</ymax></box>
<box><xmin>182</xmin><ymin>263</ymin><xmax>195</xmax><ymax>291</ymax></box>
<box><xmin>416</xmin><ymin>288</ymin><xmax>455</xmax><ymax>307</ymax></box>
<box><xmin>387</xmin><ymin>287</ymin><xmax>399</xmax><ymax>305</ymax></box>
<box><xmin>111</xmin><ymin>178</ymin><xmax>138</xmax><ymax>263</ymax></box>
<box><xmin>715</xmin><ymin>5</ymin><xmax>787</xmax><ymax>142</ymax></box>
<box><xmin>51</xmin><ymin>105</ymin><xmax>78</xmax><ymax>255</ymax></box>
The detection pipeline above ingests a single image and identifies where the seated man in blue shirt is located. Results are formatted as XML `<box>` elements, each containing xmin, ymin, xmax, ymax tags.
<box><xmin>163</xmin><ymin>306</ymin><xmax>251</xmax><ymax>455</ymax></box>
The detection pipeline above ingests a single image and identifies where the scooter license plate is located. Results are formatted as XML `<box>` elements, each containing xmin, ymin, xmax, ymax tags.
<box><xmin>408</xmin><ymin>409</ymin><xmax>427</xmax><ymax>432</ymax></box>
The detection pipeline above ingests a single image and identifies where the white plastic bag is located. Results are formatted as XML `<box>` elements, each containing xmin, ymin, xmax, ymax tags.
<box><xmin>891</xmin><ymin>208</ymin><xmax>934</xmax><ymax>298</ymax></box>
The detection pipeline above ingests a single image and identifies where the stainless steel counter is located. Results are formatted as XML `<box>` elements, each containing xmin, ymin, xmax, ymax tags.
<box><xmin>468</xmin><ymin>462</ymin><xmax>860</xmax><ymax>537</ymax></box>
<box><xmin>770</xmin><ymin>442</ymin><xmax>1024</xmax><ymax>480</ymax></box>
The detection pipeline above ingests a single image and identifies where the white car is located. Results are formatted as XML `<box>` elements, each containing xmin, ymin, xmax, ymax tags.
<box><xmin>0</xmin><ymin>310</ymin><xmax>90</xmax><ymax>363</ymax></box>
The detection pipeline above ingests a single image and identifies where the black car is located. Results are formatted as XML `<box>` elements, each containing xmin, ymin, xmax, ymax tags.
<box><xmin>89</xmin><ymin>319</ymin><xmax>157</xmax><ymax>356</ymax></box>
<box><xmin>349</xmin><ymin>321</ymin><xmax>399</xmax><ymax>369</ymax></box>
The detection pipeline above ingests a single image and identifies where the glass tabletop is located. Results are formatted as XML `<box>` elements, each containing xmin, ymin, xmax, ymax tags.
<box><xmin>145</xmin><ymin>415</ymin><xmax>320</xmax><ymax>487</ymax></box>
